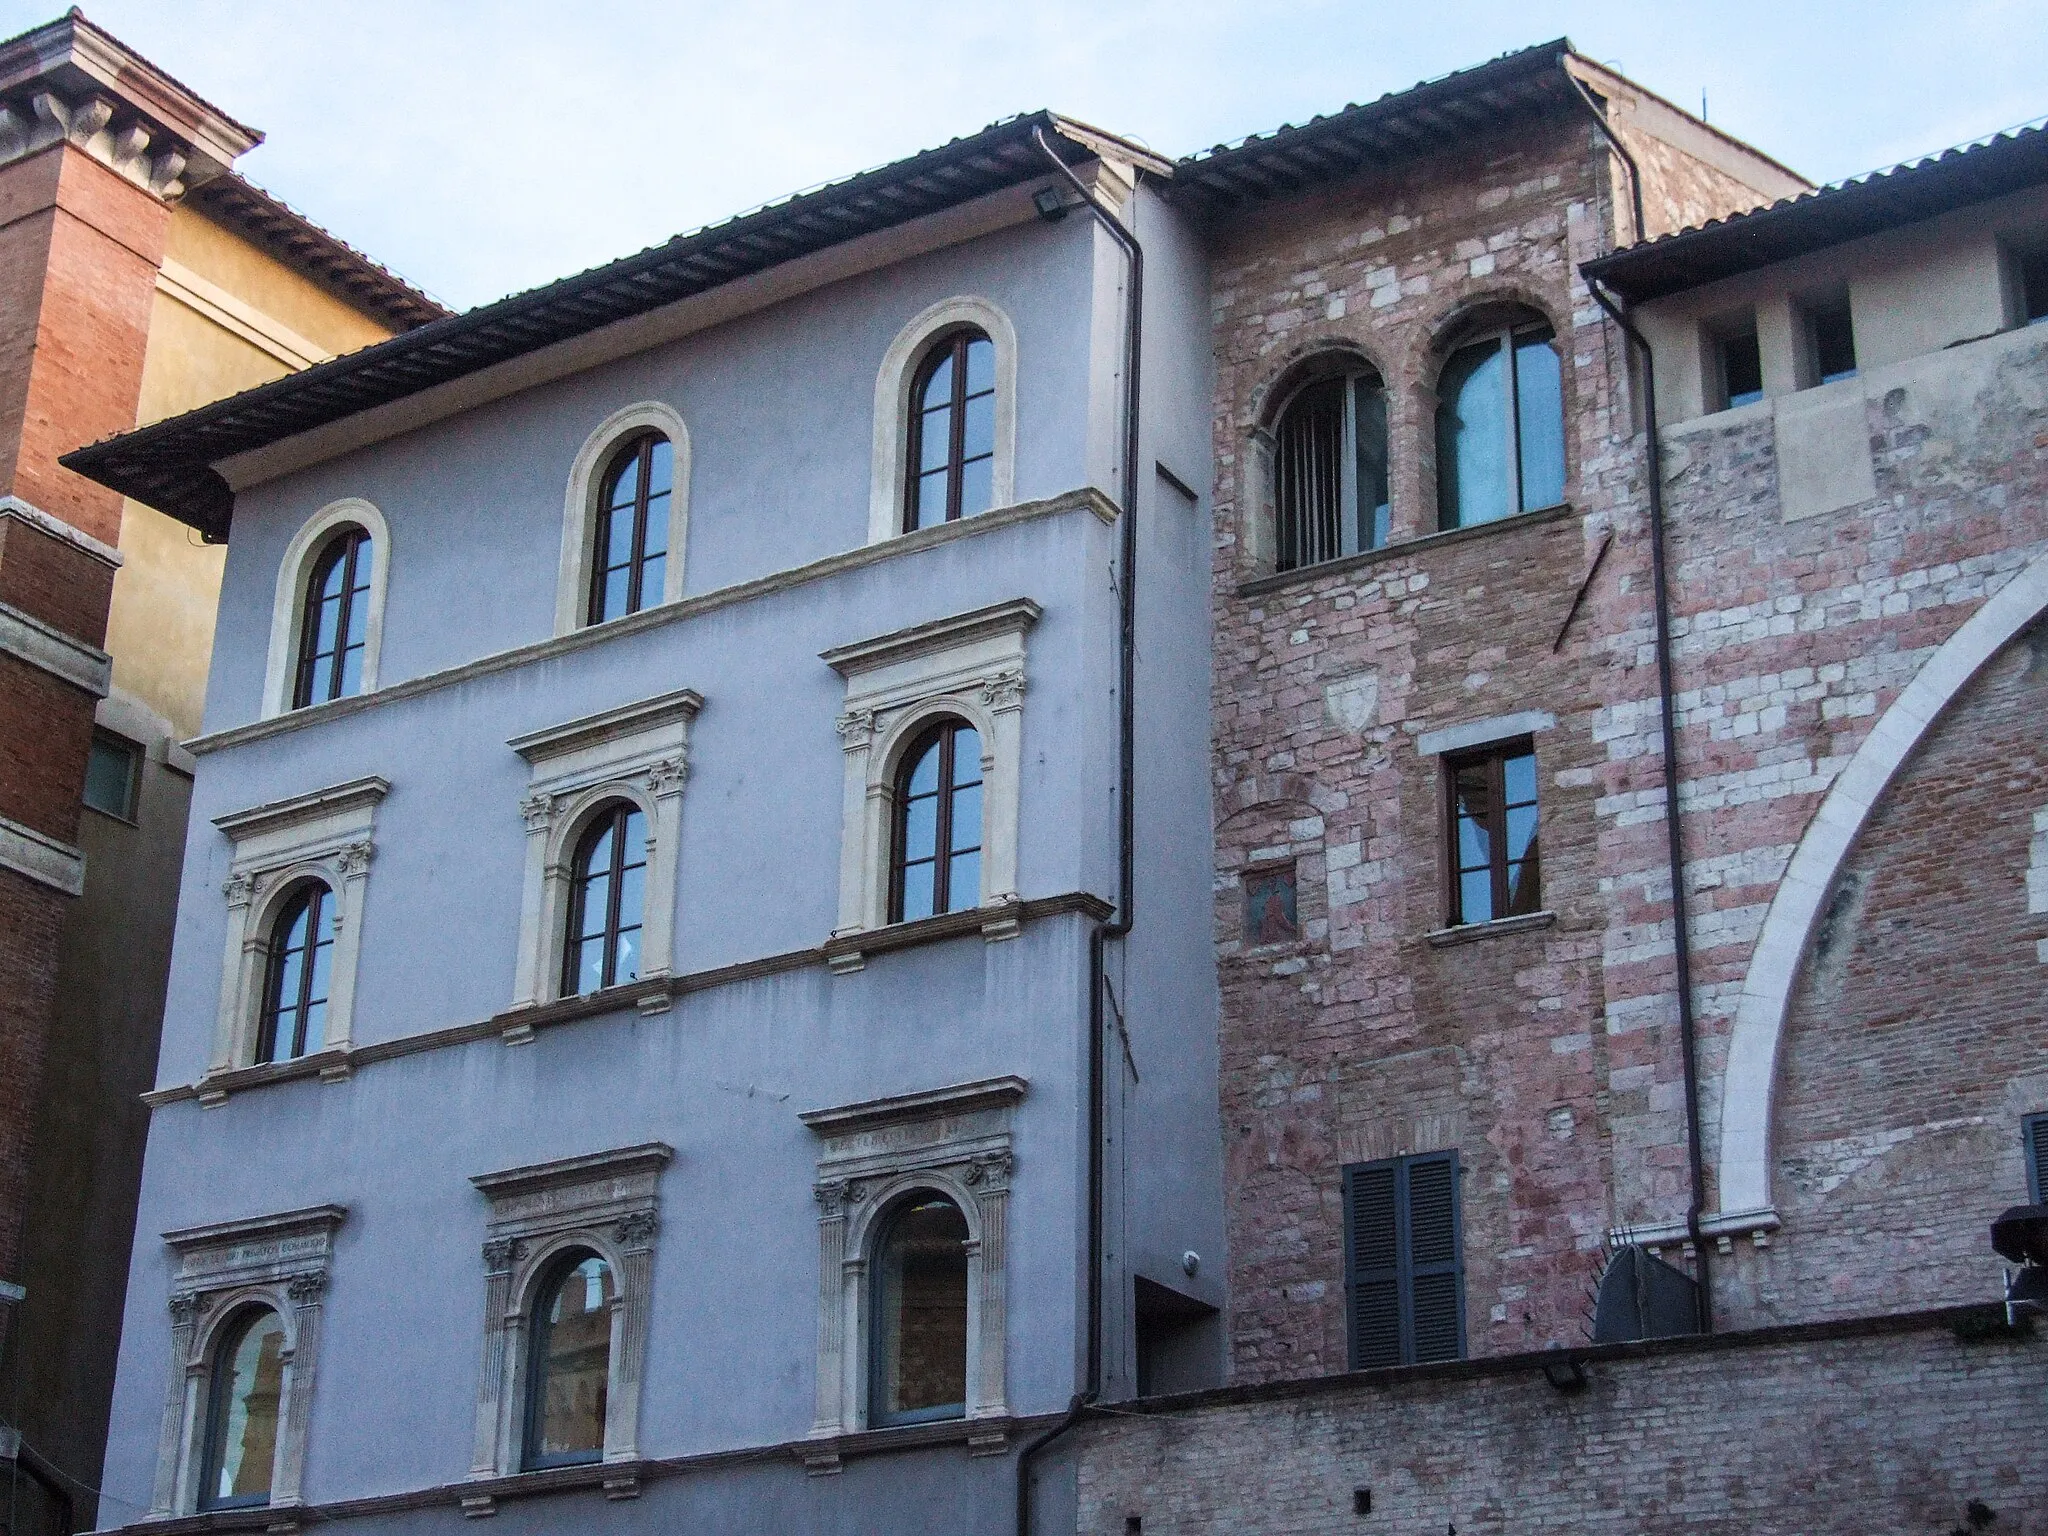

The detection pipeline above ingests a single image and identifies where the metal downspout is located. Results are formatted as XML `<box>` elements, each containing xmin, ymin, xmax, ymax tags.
<box><xmin>1015</xmin><ymin>123</ymin><xmax>1144</xmax><ymax>1533</ymax></box>
<box><xmin>1565</xmin><ymin>68</ymin><xmax>1714</xmax><ymax>1332</ymax></box>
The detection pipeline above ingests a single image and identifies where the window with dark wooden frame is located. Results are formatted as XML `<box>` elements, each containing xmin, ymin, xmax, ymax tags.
<box><xmin>1273</xmin><ymin>365</ymin><xmax>1390</xmax><ymax>571</ymax></box>
<box><xmin>904</xmin><ymin>329</ymin><xmax>996</xmax><ymax>532</ymax></box>
<box><xmin>198</xmin><ymin>1306</ymin><xmax>287</xmax><ymax>1510</ymax></box>
<box><xmin>1342</xmin><ymin>1150</ymin><xmax>1465</xmax><ymax>1369</ymax></box>
<box><xmin>1435</xmin><ymin>319</ymin><xmax>1565</xmax><ymax>530</ymax></box>
<box><xmin>257</xmin><ymin>882</ymin><xmax>335</xmax><ymax>1064</ymax></box>
<box><xmin>890</xmin><ymin>718</ymin><xmax>983</xmax><ymax>922</ymax></box>
<box><xmin>292</xmin><ymin>526</ymin><xmax>372</xmax><ymax>708</ymax></box>
<box><xmin>587</xmin><ymin>432</ymin><xmax>674</xmax><ymax>625</ymax></box>
<box><xmin>82</xmin><ymin>729</ymin><xmax>142</xmax><ymax>821</ymax></box>
<box><xmin>2026</xmin><ymin>1113</ymin><xmax>2048</xmax><ymax>1204</ymax></box>
<box><xmin>522</xmin><ymin>1248</ymin><xmax>613</xmax><ymax>1470</ymax></box>
<box><xmin>869</xmin><ymin>1193</ymin><xmax>970</xmax><ymax>1427</ymax></box>
<box><xmin>562</xmin><ymin>802</ymin><xmax>647</xmax><ymax>996</ymax></box>
<box><xmin>1445</xmin><ymin>740</ymin><xmax>1541</xmax><ymax>927</ymax></box>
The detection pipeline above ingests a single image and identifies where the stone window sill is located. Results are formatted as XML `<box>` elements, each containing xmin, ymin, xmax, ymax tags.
<box><xmin>1425</xmin><ymin>910</ymin><xmax>1556</xmax><ymax>948</ymax></box>
<box><xmin>1237</xmin><ymin>501</ymin><xmax>1576</xmax><ymax>599</ymax></box>
<box><xmin>824</xmin><ymin>892</ymin><xmax>1112</xmax><ymax>974</ymax></box>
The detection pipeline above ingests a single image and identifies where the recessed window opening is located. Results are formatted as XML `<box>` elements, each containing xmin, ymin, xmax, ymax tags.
<box><xmin>870</xmin><ymin>1194</ymin><xmax>969</xmax><ymax>1427</ymax></box>
<box><xmin>2020</xmin><ymin>247</ymin><xmax>2048</xmax><ymax>326</ymax></box>
<box><xmin>1242</xmin><ymin>863</ymin><xmax>1299</xmax><ymax>946</ymax></box>
<box><xmin>905</xmin><ymin>330</ymin><xmax>996</xmax><ymax>531</ymax></box>
<box><xmin>1436</xmin><ymin>318</ymin><xmax>1565</xmax><ymax>530</ymax></box>
<box><xmin>1802</xmin><ymin>296</ymin><xmax>1857</xmax><ymax>385</ymax></box>
<box><xmin>523</xmin><ymin>1249</ymin><xmax>613</xmax><ymax>1470</ymax></box>
<box><xmin>891</xmin><ymin>719</ymin><xmax>983</xmax><ymax>922</ymax></box>
<box><xmin>1446</xmin><ymin>741</ymin><xmax>1540</xmax><ymax>926</ymax></box>
<box><xmin>1343</xmin><ymin>1152</ymin><xmax>1465</xmax><ymax>1369</ymax></box>
<box><xmin>83</xmin><ymin>729</ymin><xmax>141</xmax><ymax>820</ymax></box>
<box><xmin>1714</xmin><ymin>324</ymin><xmax>1764</xmax><ymax>410</ymax></box>
<box><xmin>588</xmin><ymin>433</ymin><xmax>673</xmax><ymax>625</ymax></box>
<box><xmin>292</xmin><ymin>526</ymin><xmax>372</xmax><ymax>708</ymax></box>
<box><xmin>2025</xmin><ymin>1113</ymin><xmax>2047</xmax><ymax>1203</ymax></box>
<box><xmin>198</xmin><ymin>1307</ymin><xmax>286</xmax><ymax>1510</ymax></box>
<box><xmin>1274</xmin><ymin>366</ymin><xmax>1390</xmax><ymax>570</ymax></box>
<box><xmin>563</xmin><ymin>802</ymin><xmax>647</xmax><ymax>996</ymax></box>
<box><xmin>257</xmin><ymin>882</ymin><xmax>335</xmax><ymax>1064</ymax></box>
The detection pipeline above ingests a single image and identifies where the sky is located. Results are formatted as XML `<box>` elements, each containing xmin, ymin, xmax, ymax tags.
<box><xmin>5</xmin><ymin>0</ymin><xmax>2044</xmax><ymax>313</ymax></box>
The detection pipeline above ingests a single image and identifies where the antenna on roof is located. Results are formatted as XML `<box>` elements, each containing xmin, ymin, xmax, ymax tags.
<box><xmin>1701</xmin><ymin>90</ymin><xmax>1709</xmax><ymax>123</ymax></box>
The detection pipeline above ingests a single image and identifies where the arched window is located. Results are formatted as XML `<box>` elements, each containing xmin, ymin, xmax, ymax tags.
<box><xmin>869</xmin><ymin>1195</ymin><xmax>969</xmax><ymax>1427</ymax></box>
<box><xmin>587</xmin><ymin>433</ymin><xmax>674</xmax><ymax>625</ymax></box>
<box><xmin>1435</xmin><ymin>316</ymin><xmax>1565</xmax><ymax>530</ymax></box>
<box><xmin>292</xmin><ymin>527</ymin><xmax>373</xmax><ymax>707</ymax></box>
<box><xmin>904</xmin><ymin>330</ymin><xmax>995</xmax><ymax>532</ymax></box>
<box><xmin>257</xmin><ymin>882</ymin><xmax>335</xmax><ymax>1064</ymax></box>
<box><xmin>891</xmin><ymin>719</ymin><xmax>982</xmax><ymax>922</ymax></box>
<box><xmin>563</xmin><ymin>802</ymin><xmax>647</xmax><ymax>996</ymax></box>
<box><xmin>198</xmin><ymin>1307</ymin><xmax>286</xmax><ymax>1510</ymax></box>
<box><xmin>1273</xmin><ymin>364</ymin><xmax>1390</xmax><ymax>571</ymax></box>
<box><xmin>523</xmin><ymin>1249</ymin><xmax>614</xmax><ymax>1469</ymax></box>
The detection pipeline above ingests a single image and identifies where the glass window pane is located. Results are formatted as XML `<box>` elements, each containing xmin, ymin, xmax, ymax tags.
<box><xmin>635</xmin><ymin>554</ymin><xmax>665</xmax><ymax>609</ymax></box>
<box><xmin>640</xmin><ymin>494</ymin><xmax>669</xmax><ymax>559</ymax></box>
<box><xmin>915</xmin><ymin>469</ymin><xmax>948</xmax><ymax>529</ymax></box>
<box><xmin>1506</xmin><ymin>845</ymin><xmax>1542</xmax><ymax>915</ymax></box>
<box><xmin>919</xmin><ymin>352</ymin><xmax>953</xmax><ymax>410</ymax></box>
<box><xmin>950</xmin><ymin>728</ymin><xmax>982</xmax><ymax>787</ymax></box>
<box><xmin>207</xmin><ymin>1310</ymin><xmax>285</xmax><ymax>1507</ymax></box>
<box><xmin>1456</xmin><ymin>813</ymin><xmax>1491</xmax><ymax>870</ymax></box>
<box><xmin>646</xmin><ymin>437</ymin><xmax>673</xmax><ymax>496</ymax></box>
<box><xmin>598</xmin><ymin>567</ymin><xmax>629</xmax><ymax>622</ymax></box>
<box><xmin>899</xmin><ymin>860</ymin><xmax>935</xmax><ymax>922</ymax></box>
<box><xmin>1437</xmin><ymin>339</ymin><xmax>1509</xmax><ymax>529</ymax></box>
<box><xmin>1514</xmin><ymin>331</ymin><xmax>1565</xmax><ymax>511</ymax></box>
<box><xmin>1354</xmin><ymin>377</ymin><xmax>1390</xmax><ymax>550</ymax></box>
<box><xmin>313</xmin><ymin>592</ymin><xmax>343</xmax><ymax>653</ymax></box>
<box><xmin>946</xmin><ymin>849</ymin><xmax>980</xmax><ymax>910</ymax></box>
<box><xmin>961</xmin><ymin>391</ymin><xmax>995</xmax><ymax>461</ymax></box>
<box><xmin>1506</xmin><ymin>803</ymin><xmax>1538</xmax><ymax>867</ymax></box>
<box><xmin>573</xmin><ymin>936</ymin><xmax>605</xmax><ymax>996</ymax></box>
<box><xmin>535</xmin><ymin>1256</ymin><xmax>612</xmax><ymax>1461</ymax></box>
<box><xmin>958</xmin><ymin>455</ymin><xmax>993</xmax><ymax>519</ymax></box>
<box><xmin>918</xmin><ymin>406</ymin><xmax>953</xmax><ymax>473</ymax></box>
<box><xmin>317</xmin><ymin>553</ymin><xmax>347</xmax><ymax>602</ymax></box>
<box><xmin>1503</xmin><ymin>751</ymin><xmax>1536</xmax><ymax>806</ymax></box>
<box><xmin>615</xmin><ymin>862</ymin><xmax>645</xmax><ymax>936</ymax></box>
<box><xmin>875</xmin><ymin>1199</ymin><xmax>968</xmax><ymax>1421</ymax></box>
<box><xmin>338</xmin><ymin>643</ymin><xmax>363</xmax><ymax>698</ymax></box>
<box><xmin>907</xmin><ymin>741</ymin><xmax>941</xmax><ymax>797</ymax></box>
<box><xmin>83</xmin><ymin>734</ymin><xmax>138</xmax><ymax>818</ymax></box>
<box><xmin>613</xmin><ymin>925</ymin><xmax>641</xmax><ymax>983</ymax></box>
<box><xmin>604</xmin><ymin>506</ymin><xmax>635</xmax><ymax>566</ymax></box>
<box><xmin>903</xmin><ymin>795</ymin><xmax>938</xmax><ymax>862</ymax></box>
<box><xmin>1460</xmin><ymin>868</ymin><xmax>1494</xmax><ymax>925</ymax></box>
<box><xmin>619</xmin><ymin>810</ymin><xmax>647</xmax><ymax>869</ymax></box>
<box><xmin>305</xmin><ymin>932</ymin><xmax>333</xmax><ymax>1008</ymax></box>
<box><xmin>948</xmin><ymin>783</ymin><xmax>982</xmax><ymax>856</ymax></box>
<box><xmin>963</xmin><ymin>336</ymin><xmax>994</xmax><ymax>395</ymax></box>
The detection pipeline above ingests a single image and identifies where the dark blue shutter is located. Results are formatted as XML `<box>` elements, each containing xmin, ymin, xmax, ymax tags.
<box><xmin>2027</xmin><ymin>1114</ymin><xmax>2048</xmax><ymax>1204</ymax></box>
<box><xmin>1343</xmin><ymin>1150</ymin><xmax>1465</xmax><ymax>1369</ymax></box>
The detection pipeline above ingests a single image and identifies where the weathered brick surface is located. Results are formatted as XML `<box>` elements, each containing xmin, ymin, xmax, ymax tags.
<box><xmin>1076</xmin><ymin>1315</ymin><xmax>2046</xmax><ymax>1534</ymax></box>
<box><xmin>0</xmin><ymin>867</ymin><xmax>67</xmax><ymax>1282</ymax></box>
<box><xmin>1206</xmin><ymin>92</ymin><xmax>2048</xmax><ymax>1387</ymax></box>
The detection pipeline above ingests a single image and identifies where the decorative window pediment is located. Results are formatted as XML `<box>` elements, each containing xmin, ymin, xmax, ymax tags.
<box><xmin>821</xmin><ymin>600</ymin><xmax>1036</xmax><ymax>971</ymax></box>
<box><xmin>208</xmin><ymin>777</ymin><xmax>386</xmax><ymax>1088</ymax></box>
<box><xmin>466</xmin><ymin>1144</ymin><xmax>671</xmax><ymax>1504</ymax></box>
<box><xmin>800</xmin><ymin>1077</ymin><xmax>1023</xmax><ymax>1466</ymax></box>
<box><xmin>507</xmin><ymin>689</ymin><xmax>700</xmax><ymax>1024</ymax></box>
<box><xmin>151</xmin><ymin>1205</ymin><xmax>346</xmax><ymax>1516</ymax></box>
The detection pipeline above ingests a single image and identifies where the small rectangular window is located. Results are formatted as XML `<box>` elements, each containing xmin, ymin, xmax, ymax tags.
<box><xmin>1242</xmin><ymin>863</ymin><xmax>1299</xmax><ymax>946</ymax></box>
<box><xmin>1343</xmin><ymin>1150</ymin><xmax>1465</xmax><ymax>1369</ymax></box>
<box><xmin>1715</xmin><ymin>327</ymin><xmax>1764</xmax><ymax>410</ymax></box>
<box><xmin>1444</xmin><ymin>741</ymin><xmax>1540</xmax><ymax>927</ymax></box>
<box><xmin>2021</xmin><ymin>247</ymin><xmax>2048</xmax><ymax>326</ymax></box>
<box><xmin>1803</xmin><ymin>297</ymin><xmax>1857</xmax><ymax>385</ymax></box>
<box><xmin>82</xmin><ymin>730</ymin><xmax>141</xmax><ymax>821</ymax></box>
<box><xmin>2026</xmin><ymin>1114</ymin><xmax>2048</xmax><ymax>1204</ymax></box>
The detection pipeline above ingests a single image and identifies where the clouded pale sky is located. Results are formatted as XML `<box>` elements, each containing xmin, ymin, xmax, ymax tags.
<box><xmin>6</xmin><ymin>1</ymin><xmax>2043</xmax><ymax>311</ymax></box>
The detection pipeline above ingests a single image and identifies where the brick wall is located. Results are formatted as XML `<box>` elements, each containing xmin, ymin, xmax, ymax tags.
<box><xmin>1074</xmin><ymin>1311</ymin><xmax>2046</xmax><ymax>1535</ymax></box>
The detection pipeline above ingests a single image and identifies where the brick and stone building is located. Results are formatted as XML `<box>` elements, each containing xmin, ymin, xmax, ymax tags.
<box><xmin>0</xmin><ymin>13</ymin><xmax>441</xmax><ymax>1530</ymax></box>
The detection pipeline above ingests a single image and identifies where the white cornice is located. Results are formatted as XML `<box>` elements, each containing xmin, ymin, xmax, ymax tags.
<box><xmin>211</xmin><ymin>775</ymin><xmax>389</xmax><ymax>840</ymax></box>
<box><xmin>0</xmin><ymin>813</ymin><xmax>84</xmax><ymax>897</ymax></box>
<box><xmin>507</xmin><ymin>688</ymin><xmax>702</xmax><ymax>767</ymax></box>
<box><xmin>799</xmin><ymin>1076</ymin><xmax>1029</xmax><ymax>1135</ymax></box>
<box><xmin>820</xmin><ymin>599</ymin><xmax>1043</xmax><ymax>679</ymax></box>
<box><xmin>0</xmin><ymin>496</ymin><xmax>122</xmax><ymax>568</ymax></box>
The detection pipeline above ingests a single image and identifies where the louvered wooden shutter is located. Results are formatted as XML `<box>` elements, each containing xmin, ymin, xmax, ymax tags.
<box><xmin>2027</xmin><ymin>1114</ymin><xmax>2048</xmax><ymax>1204</ymax></box>
<box><xmin>1344</xmin><ymin>1163</ymin><xmax>1402</xmax><ymax>1369</ymax></box>
<box><xmin>1343</xmin><ymin>1150</ymin><xmax>1466</xmax><ymax>1369</ymax></box>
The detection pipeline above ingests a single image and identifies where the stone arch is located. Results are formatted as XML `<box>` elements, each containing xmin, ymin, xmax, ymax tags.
<box><xmin>868</xmin><ymin>295</ymin><xmax>1019</xmax><ymax>542</ymax></box>
<box><xmin>262</xmin><ymin>497</ymin><xmax>390</xmax><ymax>718</ymax></box>
<box><xmin>1716</xmin><ymin>546</ymin><xmax>2048</xmax><ymax>1220</ymax></box>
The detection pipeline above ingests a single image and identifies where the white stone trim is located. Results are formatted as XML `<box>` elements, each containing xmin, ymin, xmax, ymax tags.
<box><xmin>507</xmin><ymin>690</ymin><xmax>700</xmax><ymax>1016</ymax></box>
<box><xmin>1716</xmin><ymin>546</ymin><xmax>2048</xmax><ymax>1219</ymax></box>
<box><xmin>209</xmin><ymin>777</ymin><xmax>386</xmax><ymax>1075</ymax></box>
<box><xmin>868</xmin><ymin>296</ymin><xmax>1018</xmax><ymax>544</ymax></box>
<box><xmin>555</xmin><ymin>401</ymin><xmax>692</xmax><ymax>637</ymax></box>
<box><xmin>260</xmin><ymin>498</ymin><xmax>391</xmax><ymax>720</ymax></box>
<box><xmin>467</xmin><ymin>1144</ymin><xmax>670</xmax><ymax>1486</ymax></box>
<box><xmin>157</xmin><ymin>258</ymin><xmax>332</xmax><ymax>371</ymax></box>
<box><xmin>0</xmin><ymin>812</ymin><xmax>84</xmax><ymax>897</ymax></box>
<box><xmin>801</xmin><ymin>1078</ymin><xmax>1023</xmax><ymax>1449</ymax></box>
<box><xmin>0</xmin><ymin>599</ymin><xmax>111</xmax><ymax>696</ymax></box>
<box><xmin>821</xmin><ymin>601</ymin><xmax>1037</xmax><ymax>967</ymax></box>
<box><xmin>1413</xmin><ymin>710</ymin><xmax>1556</xmax><ymax>758</ymax></box>
<box><xmin>152</xmin><ymin>1205</ymin><xmax>346</xmax><ymax>1517</ymax></box>
<box><xmin>0</xmin><ymin>495</ymin><xmax>121</xmax><ymax>568</ymax></box>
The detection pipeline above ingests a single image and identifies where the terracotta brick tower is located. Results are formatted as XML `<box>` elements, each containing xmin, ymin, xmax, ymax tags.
<box><xmin>0</xmin><ymin>11</ymin><xmax>257</xmax><ymax>1337</ymax></box>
